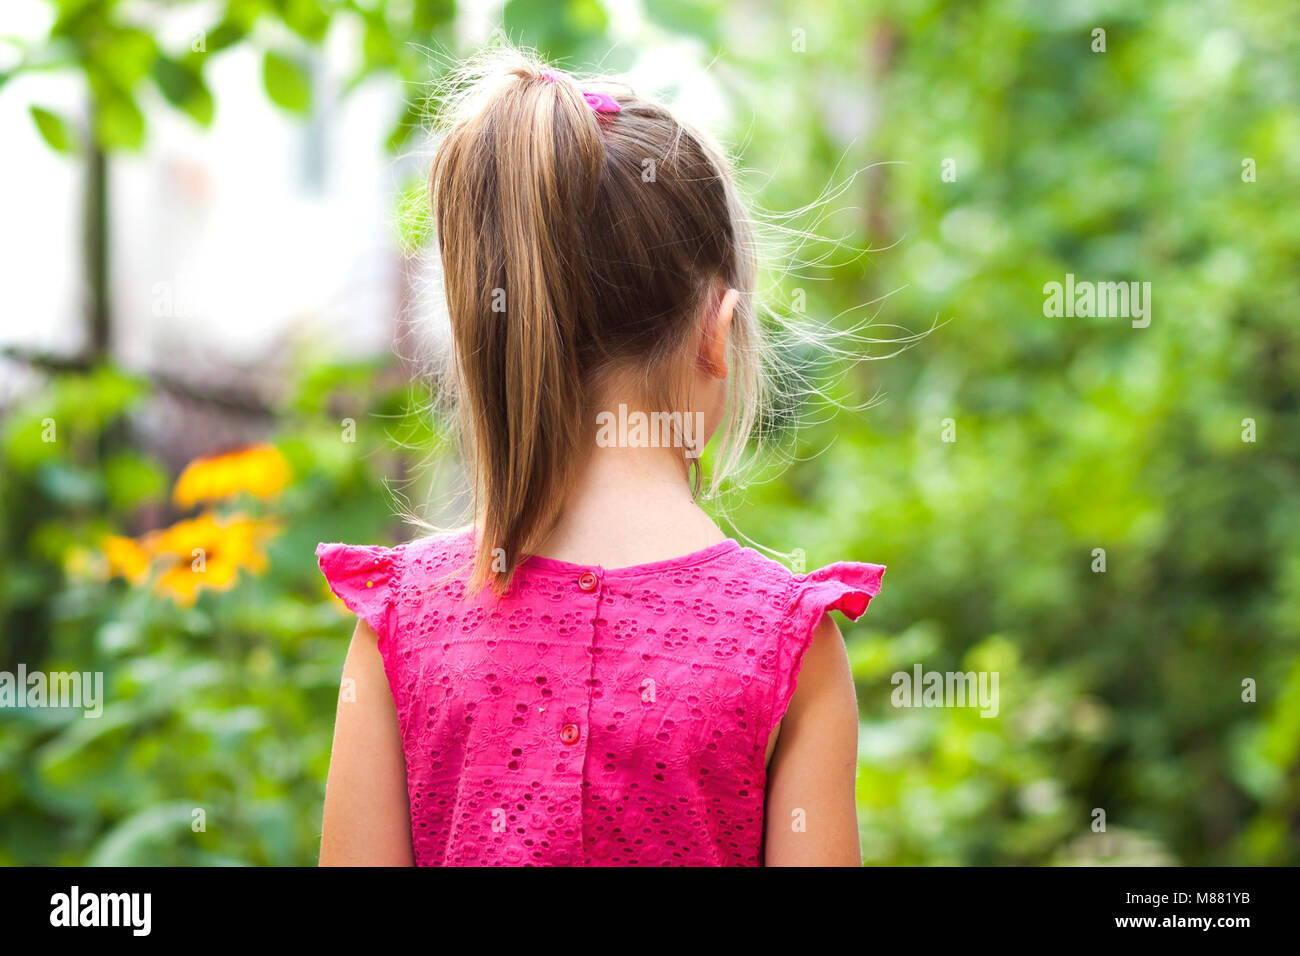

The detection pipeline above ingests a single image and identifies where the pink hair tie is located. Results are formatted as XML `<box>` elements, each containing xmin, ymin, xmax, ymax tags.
<box><xmin>581</xmin><ymin>91</ymin><xmax>621</xmax><ymax>113</ymax></box>
<box><xmin>540</xmin><ymin>70</ymin><xmax>621</xmax><ymax>114</ymax></box>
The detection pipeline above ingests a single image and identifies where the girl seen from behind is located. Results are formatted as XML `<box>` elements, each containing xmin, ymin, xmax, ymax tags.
<box><xmin>318</xmin><ymin>46</ymin><xmax>884</xmax><ymax>867</ymax></box>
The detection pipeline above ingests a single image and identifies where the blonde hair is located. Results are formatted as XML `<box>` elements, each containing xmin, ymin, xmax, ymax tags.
<box><xmin>427</xmin><ymin>46</ymin><xmax>763</xmax><ymax>593</ymax></box>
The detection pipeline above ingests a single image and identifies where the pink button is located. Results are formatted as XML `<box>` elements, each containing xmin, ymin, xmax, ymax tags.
<box><xmin>560</xmin><ymin>723</ymin><xmax>581</xmax><ymax>746</ymax></box>
<box><xmin>577</xmin><ymin>571</ymin><xmax>598</xmax><ymax>592</ymax></box>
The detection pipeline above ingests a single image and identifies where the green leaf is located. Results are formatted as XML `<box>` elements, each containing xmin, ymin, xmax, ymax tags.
<box><xmin>29</xmin><ymin>106</ymin><xmax>77</xmax><ymax>153</ymax></box>
<box><xmin>280</xmin><ymin>0</ymin><xmax>331</xmax><ymax>43</ymax></box>
<box><xmin>262</xmin><ymin>50</ymin><xmax>313</xmax><ymax>114</ymax></box>
<box><xmin>36</xmin><ymin>461</ymin><xmax>103</xmax><ymax>507</ymax></box>
<box><xmin>641</xmin><ymin>0</ymin><xmax>721</xmax><ymax>44</ymax></box>
<box><xmin>103</xmin><ymin>453</ymin><xmax>168</xmax><ymax>511</ymax></box>
<box><xmin>362</xmin><ymin>13</ymin><xmax>399</xmax><ymax>71</ymax></box>
<box><xmin>198</xmin><ymin>20</ymin><xmax>248</xmax><ymax>54</ymax></box>
<box><xmin>93</xmin><ymin>95</ymin><xmax>146</xmax><ymax>150</ymax></box>
<box><xmin>1</xmin><ymin>367</ymin><xmax>147</xmax><ymax>470</ymax></box>
<box><xmin>413</xmin><ymin>0</ymin><xmax>456</xmax><ymax>33</ymax></box>
<box><xmin>503</xmin><ymin>0</ymin><xmax>609</xmax><ymax>59</ymax></box>
<box><xmin>152</xmin><ymin>57</ymin><xmax>215</xmax><ymax>126</ymax></box>
<box><xmin>94</xmin><ymin>27</ymin><xmax>159</xmax><ymax>90</ymax></box>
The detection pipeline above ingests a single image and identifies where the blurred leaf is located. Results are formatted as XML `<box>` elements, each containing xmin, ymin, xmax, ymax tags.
<box><xmin>103</xmin><ymin>453</ymin><xmax>168</xmax><ymax>511</ymax></box>
<box><xmin>35</xmin><ymin>462</ymin><xmax>102</xmax><ymax>507</ymax></box>
<box><xmin>151</xmin><ymin>57</ymin><xmax>215</xmax><ymax>126</ymax></box>
<box><xmin>641</xmin><ymin>0</ymin><xmax>722</xmax><ymax>44</ymax></box>
<box><xmin>29</xmin><ymin>106</ymin><xmax>77</xmax><ymax>153</ymax></box>
<box><xmin>262</xmin><ymin>50</ymin><xmax>313</xmax><ymax>114</ymax></box>
<box><xmin>199</xmin><ymin>19</ymin><xmax>250</xmax><ymax>54</ymax></box>
<box><xmin>92</xmin><ymin>94</ymin><xmax>146</xmax><ymax>150</ymax></box>
<box><xmin>503</xmin><ymin>0</ymin><xmax>609</xmax><ymax>60</ymax></box>
<box><xmin>95</xmin><ymin>27</ymin><xmax>158</xmax><ymax>89</ymax></box>
<box><xmin>278</xmin><ymin>0</ymin><xmax>331</xmax><ymax>43</ymax></box>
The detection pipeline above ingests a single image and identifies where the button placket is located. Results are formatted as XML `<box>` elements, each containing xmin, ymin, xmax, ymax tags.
<box><xmin>560</xmin><ymin>568</ymin><xmax>600</xmax><ymax>765</ymax></box>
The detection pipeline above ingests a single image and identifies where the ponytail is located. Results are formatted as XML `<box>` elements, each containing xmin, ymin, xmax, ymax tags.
<box><xmin>429</xmin><ymin>48</ymin><xmax>757</xmax><ymax>593</ymax></box>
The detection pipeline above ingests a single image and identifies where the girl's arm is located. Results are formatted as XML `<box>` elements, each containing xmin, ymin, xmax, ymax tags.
<box><xmin>763</xmin><ymin>614</ymin><xmax>862</xmax><ymax>866</ymax></box>
<box><xmin>319</xmin><ymin>619</ymin><xmax>415</xmax><ymax>866</ymax></box>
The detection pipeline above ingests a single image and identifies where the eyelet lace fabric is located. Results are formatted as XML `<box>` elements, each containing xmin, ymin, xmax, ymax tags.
<box><xmin>317</xmin><ymin>529</ymin><xmax>884</xmax><ymax>866</ymax></box>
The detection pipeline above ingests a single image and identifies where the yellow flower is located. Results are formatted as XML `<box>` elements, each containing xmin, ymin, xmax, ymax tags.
<box><xmin>172</xmin><ymin>444</ymin><xmax>291</xmax><ymax>509</ymax></box>
<box><xmin>144</xmin><ymin>512</ymin><xmax>279</xmax><ymax>606</ymax></box>
<box><xmin>102</xmin><ymin>535</ymin><xmax>150</xmax><ymax>584</ymax></box>
<box><xmin>101</xmin><ymin>512</ymin><xmax>279</xmax><ymax>606</ymax></box>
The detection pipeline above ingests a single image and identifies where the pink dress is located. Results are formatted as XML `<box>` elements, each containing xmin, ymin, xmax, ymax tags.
<box><xmin>317</xmin><ymin>528</ymin><xmax>884</xmax><ymax>866</ymax></box>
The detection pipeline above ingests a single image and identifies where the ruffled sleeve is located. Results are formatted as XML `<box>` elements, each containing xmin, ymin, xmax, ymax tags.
<box><xmin>774</xmin><ymin>561</ymin><xmax>886</xmax><ymax>727</ymax></box>
<box><xmin>316</xmin><ymin>542</ymin><xmax>406</xmax><ymax>643</ymax></box>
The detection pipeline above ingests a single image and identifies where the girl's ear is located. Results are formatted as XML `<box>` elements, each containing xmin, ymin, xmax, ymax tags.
<box><xmin>699</xmin><ymin>287</ymin><xmax>739</xmax><ymax>379</ymax></box>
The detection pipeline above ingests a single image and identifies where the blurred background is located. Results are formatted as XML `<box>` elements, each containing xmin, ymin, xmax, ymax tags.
<box><xmin>1</xmin><ymin>0</ymin><xmax>1297</xmax><ymax>865</ymax></box>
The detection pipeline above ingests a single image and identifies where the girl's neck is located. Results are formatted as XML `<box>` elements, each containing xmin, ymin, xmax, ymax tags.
<box><xmin>533</xmin><ymin>442</ymin><xmax>727</xmax><ymax>569</ymax></box>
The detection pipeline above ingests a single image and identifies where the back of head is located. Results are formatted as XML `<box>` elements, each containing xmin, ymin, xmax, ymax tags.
<box><xmin>429</xmin><ymin>46</ymin><xmax>759</xmax><ymax>593</ymax></box>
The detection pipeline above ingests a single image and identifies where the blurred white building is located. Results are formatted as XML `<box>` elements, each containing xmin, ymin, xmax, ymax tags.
<box><xmin>1</xmin><ymin>8</ymin><xmax>408</xmax><ymax>390</ymax></box>
<box><xmin>0</xmin><ymin>0</ymin><xmax>728</xmax><ymax>422</ymax></box>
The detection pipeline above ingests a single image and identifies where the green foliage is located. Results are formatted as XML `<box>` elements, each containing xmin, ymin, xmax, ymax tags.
<box><xmin>0</xmin><ymin>359</ymin><xmax>431</xmax><ymax>865</ymax></box>
<box><xmin>261</xmin><ymin>50</ymin><xmax>312</xmax><ymax>113</ymax></box>
<box><xmin>10</xmin><ymin>0</ymin><xmax>463</xmax><ymax>151</ymax></box>
<box><xmin>712</xmin><ymin>0</ymin><xmax>1300</xmax><ymax>864</ymax></box>
<box><xmin>151</xmin><ymin>55</ymin><xmax>214</xmax><ymax>125</ymax></box>
<box><xmin>503</xmin><ymin>0</ymin><xmax>611</xmax><ymax>68</ymax></box>
<box><xmin>28</xmin><ymin>105</ymin><xmax>77</xmax><ymax>152</ymax></box>
<box><xmin>2</xmin><ymin>0</ymin><xmax>1296</xmax><ymax>867</ymax></box>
